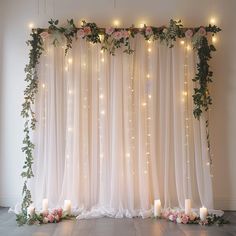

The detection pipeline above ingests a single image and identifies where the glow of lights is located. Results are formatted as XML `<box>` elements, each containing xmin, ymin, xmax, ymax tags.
<box><xmin>113</xmin><ymin>19</ymin><xmax>120</xmax><ymax>27</ymax></box>
<box><xmin>140</xmin><ymin>23</ymin><xmax>145</xmax><ymax>28</ymax></box>
<box><xmin>146</xmin><ymin>152</ymin><xmax>150</xmax><ymax>155</ymax></box>
<box><xmin>148</xmin><ymin>48</ymin><xmax>151</xmax><ymax>52</ymax></box>
<box><xmin>147</xmin><ymin>117</ymin><xmax>151</xmax><ymax>120</ymax></box>
<box><xmin>99</xmin><ymin>34</ymin><xmax>104</xmax><ymax>42</ymax></box>
<box><xmin>82</xmin><ymin>63</ymin><xmax>86</xmax><ymax>67</ymax></box>
<box><xmin>65</xmin><ymin>66</ymin><xmax>68</xmax><ymax>71</ymax></box>
<box><xmin>68</xmin><ymin>58</ymin><xmax>73</xmax><ymax>64</ymax></box>
<box><xmin>101</xmin><ymin>58</ymin><xmax>105</xmax><ymax>62</ymax></box>
<box><xmin>68</xmin><ymin>90</ymin><xmax>73</xmax><ymax>95</ymax></box>
<box><xmin>142</xmin><ymin>102</ymin><xmax>147</xmax><ymax>106</ymax></box>
<box><xmin>148</xmin><ymin>94</ymin><xmax>152</xmax><ymax>99</ymax></box>
<box><xmin>144</xmin><ymin>170</ymin><xmax>148</xmax><ymax>174</ymax></box>
<box><xmin>28</xmin><ymin>23</ymin><xmax>34</xmax><ymax>29</ymax></box>
<box><xmin>148</xmin><ymin>40</ymin><xmax>152</xmax><ymax>44</ymax></box>
<box><xmin>212</xmin><ymin>35</ymin><xmax>217</xmax><ymax>43</ymax></box>
<box><xmin>210</xmin><ymin>18</ymin><xmax>216</xmax><ymax>25</ymax></box>
<box><xmin>100</xmin><ymin>49</ymin><xmax>104</xmax><ymax>54</ymax></box>
<box><xmin>100</xmin><ymin>110</ymin><xmax>105</xmax><ymax>115</ymax></box>
<box><xmin>183</xmin><ymin>91</ymin><xmax>188</xmax><ymax>96</ymax></box>
<box><xmin>180</xmin><ymin>40</ymin><xmax>185</xmax><ymax>45</ymax></box>
<box><xmin>147</xmin><ymin>134</ymin><xmax>151</xmax><ymax>137</ymax></box>
<box><xmin>206</xmin><ymin>162</ymin><xmax>210</xmax><ymax>166</ymax></box>
<box><xmin>68</xmin><ymin>127</ymin><xmax>72</xmax><ymax>132</ymax></box>
<box><xmin>131</xmin><ymin>136</ymin><xmax>135</xmax><ymax>140</ymax></box>
<box><xmin>186</xmin><ymin>45</ymin><xmax>191</xmax><ymax>51</ymax></box>
<box><xmin>99</xmin><ymin>94</ymin><xmax>104</xmax><ymax>99</ymax></box>
<box><xmin>146</xmin><ymin>74</ymin><xmax>150</xmax><ymax>78</ymax></box>
<box><xmin>100</xmin><ymin>154</ymin><xmax>104</xmax><ymax>159</ymax></box>
<box><xmin>126</xmin><ymin>153</ymin><xmax>130</xmax><ymax>158</ymax></box>
<box><xmin>42</xmin><ymin>83</ymin><xmax>45</xmax><ymax>88</ymax></box>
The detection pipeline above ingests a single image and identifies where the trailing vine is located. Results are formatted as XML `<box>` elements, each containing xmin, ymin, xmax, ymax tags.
<box><xmin>17</xmin><ymin>19</ymin><xmax>221</xmax><ymax>225</ymax></box>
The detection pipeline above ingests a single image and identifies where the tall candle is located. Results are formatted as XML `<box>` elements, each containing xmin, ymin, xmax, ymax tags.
<box><xmin>200</xmin><ymin>206</ymin><xmax>208</xmax><ymax>221</ymax></box>
<box><xmin>154</xmin><ymin>199</ymin><xmax>162</xmax><ymax>217</ymax></box>
<box><xmin>64</xmin><ymin>200</ymin><xmax>72</xmax><ymax>215</ymax></box>
<box><xmin>185</xmin><ymin>199</ymin><xmax>191</xmax><ymax>215</ymax></box>
<box><xmin>42</xmin><ymin>198</ymin><xmax>48</xmax><ymax>212</ymax></box>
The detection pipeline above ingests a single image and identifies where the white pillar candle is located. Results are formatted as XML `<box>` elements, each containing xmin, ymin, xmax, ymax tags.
<box><xmin>42</xmin><ymin>198</ymin><xmax>48</xmax><ymax>212</ymax></box>
<box><xmin>154</xmin><ymin>199</ymin><xmax>162</xmax><ymax>217</ymax></box>
<box><xmin>185</xmin><ymin>199</ymin><xmax>191</xmax><ymax>215</ymax></box>
<box><xmin>27</xmin><ymin>205</ymin><xmax>35</xmax><ymax>217</ymax></box>
<box><xmin>64</xmin><ymin>200</ymin><xmax>72</xmax><ymax>215</ymax></box>
<box><xmin>200</xmin><ymin>206</ymin><xmax>208</xmax><ymax>221</ymax></box>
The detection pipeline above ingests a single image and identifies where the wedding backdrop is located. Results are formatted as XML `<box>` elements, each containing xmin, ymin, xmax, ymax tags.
<box><xmin>16</xmin><ymin>19</ymin><xmax>224</xmax><ymax>225</ymax></box>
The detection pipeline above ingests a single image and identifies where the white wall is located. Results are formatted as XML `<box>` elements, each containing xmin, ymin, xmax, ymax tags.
<box><xmin>0</xmin><ymin>0</ymin><xmax>235</xmax><ymax>210</ymax></box>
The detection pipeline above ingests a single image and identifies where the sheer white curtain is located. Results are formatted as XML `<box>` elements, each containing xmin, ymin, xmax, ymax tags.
<box><xmin>31</xmin><ymin>35</ymin><xmax>213</xmax><ymax>218</ymax></box>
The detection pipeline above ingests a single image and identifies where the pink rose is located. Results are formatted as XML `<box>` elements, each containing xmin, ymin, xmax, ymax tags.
<box><xmin>52</xmin><ymin>209</ymin><xmax>58</xmax><ymax>215</ymax></box>
<box><xmin>182</xmin><ymin>215</ymin><xmax>189</xmax><ymax>224</ymax></box>
<box><xmin>112</xmin><ymin>31</ymin><xmax>122</xmax><ymax>40</ymax></box>
<box><xmin>145</xmin><ymin>26</ymin><xmax>153</xmax><ymax>36</ymax></box>
<box><xmin>83</xmin><ymin>26</ymin><xmax>91</xmax><ymax>35</ymax></box>
<box><xmin>77</xmin><ymin>29</ymin><xmax>85</xmax><ymax>38</ymax></box>
<box><xmin>43</xmin><ymin>217</ymin><xmax>49</xmax><ymax>224</ymax></box>
<box><xmin>40</xmin><ymin>31</ymin><xmax>49</xmax><ymax>40</ymax></box>
<box><xmin>106</xmin><ymin>27</ymin><xmax>114</xmax><ymax>35</ymax></box>
<box><xmin>57</xmin><ymin>208</ymin><xmax>63</xmax><ymax>218</ymax></box>
<box><xmin>185</xmin><ymin>29</ymin><xmax>193</xmax><ymax>38</ymax></box>
<box><xmin>47</xmin><ymin>214</ymin><xmax>54</xmax><ymax>223</ymax></box>
<box><xmin>121</xmin><ymin>30</ymin><xmax>129</xmax><ymax>38</ymax></box>
<box><xmin>42</xmin><ymin>210</ymin><xmax>49</xmax><ymax>217</ymax></box>
<box><xmin>198</xmin><ymin>27</ymin><xmax>207</xmax><ymax>36</ymax></box>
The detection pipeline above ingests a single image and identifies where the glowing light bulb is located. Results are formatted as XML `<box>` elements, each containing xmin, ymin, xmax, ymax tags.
<box><xmin>148</xmin><ymin>94</ymin><xmax>152</xmax><ymax>99</ymax></box>
<box><xmin>28</xmin><ymin>23</ymin><xmax>34</xmax><ymax>29</ymax></box>
<box><xmin>183</xmin><ymin>91</ymin><xmax>188</xmax><ymax>96</ymax></box>
<box><xmin>68</xmin><ymin>90</ymin><xmax>73</xmax><ymax>95</ymax></box>
<box><xmin>68</xmin><ymin>127</ymin><xmax>72</xmax><ymax>132</ymax></box>
<box><xmin>212</xmin><ymin>35</ymin><xmax>217</xmax><ymax>43</ymax></box>
<box><xmin>148</xmin><ymin>48</ymin><xmax>151</xmax><ymax>52</ymax></box>
<box><xmin>42</xmin><ymin>83</ymin><xmax>45</xmax><ymax>88</ymax></box>
<box><xmin>142</xmin><ymin>102</ymin><xmax>147</xmax><ymax>107</ymax></box>
<box><xmin>147</xmin><ymin>134</ymin><xmax>151</xmax><ymax>137</ymax></box>
<box><xmin>147</xmin><ymin>117</ymin><xmax>151</xmax><ymax>120</ymax></box>
<box><xmin>146</xmin><ymin>74</ymin><xmax>150</xmax><ymax>78</ymax></box>
<box><xmin>101</xmin><ymin>58</ymin><xmax>105</xmax><ymax>62</ymax></box>
<box><xmin>100</xmin><ymin>154</ymin><xmax>104</xmax><ymax>159</ymax></box>
<box><xmin>113</xmin><ymin>19</ymin><xmax>120</xmax><ymax>27</ymax></box>
<box><xmin>65</xmin><ymin>66</ymin><xmax>68</xmax><ymax>71</ymax></box>
<box><xmin>210</xmin><ymin>18</ymin><xmax>216</xmax><ymax>25</ymax></box>
<box><xmin>82</xmin><ymin>63</ymin><xmax>86</xmax><ymax>67</ymax></box>
<box><xmin>68</xmin><ymin>58</ymin><xmax>73</xmax><ymax>64</ymax></box>
<box><xmin>147</xmin><ymin>39</ymin><xmax>152</xmax><ymax>44</ymax></box>
<box><xmin>206</xmin><ymin>162</ymin><xmax>210</xmax><ymax>166</ymax></box>
<box><xmin>100</xmin><ymin>110</ymin><xmax>105</xmax><ymax>115</ymax></box>
<box><xmin>180</xmin><ymin>40</ymin><xmax>185</xmax><ymax>45</ymax></box>
<box><xmin>100</xmin><ymin>49</ymin><xmax>104</xmax><ymax>54</ymax></box>
<box><xmin>131</xmin><ymin>136</ymin><xmax>135</xmax><ymax>140</ymax></box>
<box><xmin>126</xmin><ymin>153</ymin><xmax>130</xmax><ymax>158</ymax></box>
<box><xmin>99</xmin><ymin>94</ymin><xmax>104</xmax><ymax>99</ymax></box>
<box><xmin>144</xmin><ymin>170</ymin><xmax>148</xmax><ymax>174</ymax></box>
<box><xmin>140</xmin><ymin>23</ymin><xmax>145</xmax><ymax>28</ymax></box>
<box><xmin>186</xmin><ymin>45</ymin><xmax>191</xmax><ymax>51</ymax></box>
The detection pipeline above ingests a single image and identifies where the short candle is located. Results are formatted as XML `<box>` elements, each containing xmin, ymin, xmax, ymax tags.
<box><xmin>200</xmin><ymin>206</ymin><xmax>208</xmax><ymax>221</ymax></box>
<box><xmin>64</xmin><ymin>200</ymin><xmax>72</xmax><ymax>215</ymax></box>
<box><xmin>42</xmin><ymin>198</ymin><xmax>48</xmax><ymax>212</ymax></box>
<box><xmin>154</xmin><ymin>199</ymin><xmax>161</xmax><ymax>217</ymax></box>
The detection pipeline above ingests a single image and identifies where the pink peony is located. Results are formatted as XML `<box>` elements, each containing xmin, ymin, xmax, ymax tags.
<box><xmin>182</xmin><ymin>215</ymin><xmax>189</xmax><ymax>224</ymax></box>
<box><xmin>189</xmin><ymin>213</ymin><xmax>197</xmax><ymax>221</ymax></box>
<box><xmin>42</xmin><ymin>210</ymin><xmax>49</xmax><ymax>217</ymax></box>
<box><xmin>77</xmin><ymin>29</ymin><xmax>85</xmax><ymax>38</ymax></box>
<box><xmin>112</xmin><ymin>31</ymin><xmax>123</xmax><ymax>40</ymax></box>
<box><xmin>57</xmin><ymin>208</ymin><xmax>63</xmax><ymax>218</ymax></box>
<box><xmin>121</xmin><ymin>30</ymin><xmax>129</xmax><ymax>38</ymax></box>
<box><xmin>145</xmin><ymin>26</ymin><xmax>153</xmax><ymax>36</ymax></box>
<box><xmin>47</xmin><ymin>214</ymin><xmax>55</xmax><ymax>223</ymax></box>
<box><xmin>83</xmin><ymin>26</ymin><xmax>91</xmax><ymax>35</ymax></box>
<box><xmin>185</xmin><ymin>29</ymin><xmax>193</xmax><ymax>38</ymax></box>
<box><xmin>40</xmin><ymin>31</ymin><xmax>49</xmax><ymax>40</ymax></box>
<box><xmin>106</xmin><ymin>27</ymin><xmax>115</xmax><ymax>35</ymax></box>
<box><xmin>43</xmin><ymin>217</ymin><xmax>49</xmax><ymax>224</ymax></box>
<box><xmin>52</xmin><ymin>209</ymin><xmax>58</xmax><ymax>215</ymax></box>
<box><xmin>198</xmin><ymin>27</ymin><xmax>207</xmax><ymax>36</ymax></box>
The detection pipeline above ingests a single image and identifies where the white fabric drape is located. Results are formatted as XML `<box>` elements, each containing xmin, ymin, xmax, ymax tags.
<box><xmin>31</xmin><ymin>35</ymin><xmax>213</xmax><ymax>218</ymax></box>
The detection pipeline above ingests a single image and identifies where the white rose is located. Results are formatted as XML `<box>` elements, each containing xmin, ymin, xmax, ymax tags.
<box><xmin>176</xmin><ymin>217</ymin><xmax>182</xmax><ymax>224</ymax></box>
<box><xmin>169</xmin><ymin>215</ymin><xmax>174</xmax><ymax>221</ymax></box>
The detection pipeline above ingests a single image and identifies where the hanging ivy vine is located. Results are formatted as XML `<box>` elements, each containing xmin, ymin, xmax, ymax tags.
<box><xmin>17</xmin><ymin>19</ymin><xmax>221</xmax><ymax>225</ymax></box>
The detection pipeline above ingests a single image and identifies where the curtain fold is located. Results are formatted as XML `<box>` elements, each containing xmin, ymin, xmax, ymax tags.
<box><xmin>31</xmin><ymin>36</ymin><xmax>213</xmax><ymax>218</ymax></box>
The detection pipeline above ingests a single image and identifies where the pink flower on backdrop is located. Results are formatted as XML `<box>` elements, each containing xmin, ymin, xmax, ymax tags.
<box><xmin>106</xmin><ymin>27</ymin><xmax>115</xmax><ymax>35</ymax></box>
<box><xmin>198</xmin><ymin>27</ymin><xmax>207</xmax><ymax>36</ymax></box>
<box><xmin>52</xmin><ymin>209</ymin><xmax>58</xmax><ymax>215</ymax></box>
<box><xmin>83</xmin><ymin>26</ymin><xmax>92</xmax><ymax>35</ymax></box>
<box><xmin>121</xmin><ymin>30</ymin><xmax>129</xmax><ymax>38</ymax></box>
<box><xmin>182</xmin><ymin>215</ymin><xmax>189</xmax><ymax>224</ymax></box>
<box><xmin>77</xmin><ymin>29</ymin><xmax>85</xmax><ymax>38</ymax></box>
<box><xmin>57</xmin><ymin>208</ymin><xmax>63</xmax><ymax>218</ymax></box>
<box><xmin>145</xmin><ymin>26</ymin><xmax>153</xmax><ymax>36</ymax></box>
<box><xmin>47</xmin><ymin>214</ymin><xmax>54</xmax><ymax>223</ymax></box>
<box><xmin>112</xmin><ymin>31</ymin><xmax>123</xmax><ymax>40</ymax></box>
<box><xmin>43</xmin><ymin>217</ymin><xmax>49</xmax><ymax>224</ymax></box>
<box><xmin>40</xmin><ymin>31</ymin><xmax>49</xmax><ymax>40</ymax></box>
<box><xmin>185</xmin><ymin>29</ymin><xmax>193</xmax><ymax>38</ymax></box>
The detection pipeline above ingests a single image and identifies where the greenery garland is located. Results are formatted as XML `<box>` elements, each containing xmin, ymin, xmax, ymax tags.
<box><xmin>17</xmin><ymin>19</ymin><xmax>221</xmax><ymax>225</ymax></box>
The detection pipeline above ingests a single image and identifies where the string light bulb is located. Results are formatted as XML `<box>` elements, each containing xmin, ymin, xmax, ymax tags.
<box><xmin>212</xmin><ymin>35</ymin><xmax>217</xmax><ymax>43</ymax></box>
<box><xmin>28</xmin><ymin>22</ymin><xmax>34</xmax><ymax>29</ymax></box>
<box><xmin>68</xmin><ymin>58</ymin><xmax>73</xmax><ymax>64</ymax></box>
<box><xmin>148</xmin><ymin>48</ymin><xmax>152</xmax><ymax>52</ymax></box>
<box><xmin>180</xmin><ymin>40</ymin><xmax>185</xmax><ymax>45</ymax></box>
<box><xmin>210</xmin><ymin>17</ymin><xmax>216</xmax><ymax>25</ymax></box>
<box><xmin>113</xmin><ymin>19</ymin><xmax>120</xmax><ymax>27</ymax></box>
<box><xmin>42</xmin><ymin>83</ymin><xmax>45</xmax><ymax>88</ymax></box>
<box><xmin>139</xmin><ymin>22</ymin><xmax>145</xmax><ymax>28</ymax></box>
<box><xmin>101</xmin><ymin>58</ymin><xmax>105</xmax><ymax>62</ymax></box>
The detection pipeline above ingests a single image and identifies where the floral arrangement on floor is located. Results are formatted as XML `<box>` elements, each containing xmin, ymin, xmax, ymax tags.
<box><xmin>159</xmin><ymin>209</ymin><xmax>229</xmax><ymax>226</ymax></box>
<box><xmin>16</xmin><ymin>208</ymin><xmax>75</xmax><ymax>226</ymax></box>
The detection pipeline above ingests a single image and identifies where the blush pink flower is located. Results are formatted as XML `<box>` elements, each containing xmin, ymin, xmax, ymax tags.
<box><xmin>54</xmin><ymin>215</ymin><xmax>60</xmax><ymax>222</ymax></box>
<box><xmin>198</xmin><ymin>27</ymin><xmax>207</xmax><ymax>36</ymax></box>
<box><xmin>83</xmin><ymin>26</ymin><xmax>91</xmax><ymax>35</ymax></box>
<box><xmin>57</xmin><ymin>208</ymin><xmax>63</xmax><ymax>218</ymax></box>
<box><xmin>43</xmin><ymin>217</ymin><xmax>49</xmax><ymax>224</ymax></box>
<box><xmin>182</xmin><ymin>215</ymin><xmax>189</xmax><ymax>224</ymax></box>
<box><xmin>42</xmin><ymin>210</ymin><xmax>49</xmax><ymax>217</ymax></box>
<box><xmin>52</xmin><ymin>209</ymin><xmax>58</xmax><ymax>215</ymax></box>
<box><xmin>40</xmin><ymin>31</ymin><xmax>49</xmax><ymax>40</ymax></box>
<box><xmin>106</xmin><ymin>27</ymin><xmax>115</xmax><ymax>35</ymax></box>
<box><xmin>77</xmin><ymin>29</ymin><xmax>85</xmax><ymax>38</ymax></box>
<box><xmin>145</xmin><ymin>26</ymin><xmax>153</xmax><ymax>36</ymax></box>
<box><xmin>121</xmin><ymin>30</ymin><xmax>129</xmax><ymax>38</ymax></box>
<box><xmin>112</xmin><ymin>31</ymin><xmax>123</xmax><ymax>40</ymax></box>
<box><xmin>185</xmin><ymin>29</ymin><xmax>193</xmax><ymax>38</ymax></box>
<box><xmin>47</xmin><ymin>214</ymin><xmax>55</xmax><ymax>223</ymax></box>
